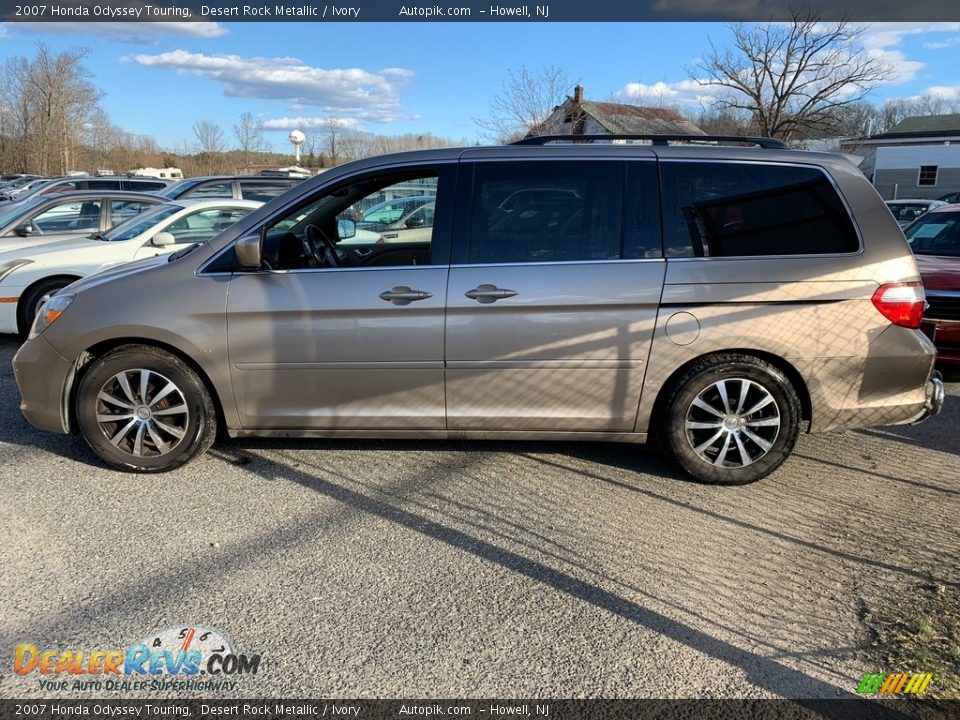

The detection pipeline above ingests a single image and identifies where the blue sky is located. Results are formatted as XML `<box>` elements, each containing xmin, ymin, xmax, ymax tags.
<box><xmin>1</xmin><ymin>21</ymin><xmax>959</xmax><ymax>152</ymax></box>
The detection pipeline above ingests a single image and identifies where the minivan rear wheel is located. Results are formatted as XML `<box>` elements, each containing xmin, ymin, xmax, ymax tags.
<box><xmin>75</xmin><ymin>345</ymin><xmax>217</xmax><ymax>472</ymax></box>
<box><xmin>662</xmin><ymin>355</ymin><xmax>801</xmax><ymax>485</ymax></box>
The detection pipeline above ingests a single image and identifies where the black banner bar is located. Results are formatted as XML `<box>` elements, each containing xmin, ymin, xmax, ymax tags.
<box><xmin>1</xmin><ymin>0</ymin><xmax>959</xmax><ymax>23</ymax></box>
<box><xmin>0</xmin><ymin>700</ymin><xmax>957</xmax><ymax>720</ymax></box>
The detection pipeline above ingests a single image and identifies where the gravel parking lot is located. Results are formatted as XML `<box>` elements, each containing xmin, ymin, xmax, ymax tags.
<box><xmin>1</xmin><ymin>335</ymin><xmax>958</xmax><ymax>699</ymax></box>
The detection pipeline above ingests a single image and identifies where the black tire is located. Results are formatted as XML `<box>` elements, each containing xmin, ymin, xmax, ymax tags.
<box><xmin>17</xmin><ymin>278</ymin><xmax>74</xmax><ymax>338</ymax></box>
<box><xmin>75</xmin><ymin>345</ymin><xmax>217</xmax><ymax>472</ymax></box>
<box><xmin>661</xmin><ymin>354</ymin><xmax>801</xmax><ymax>485</ymax></box>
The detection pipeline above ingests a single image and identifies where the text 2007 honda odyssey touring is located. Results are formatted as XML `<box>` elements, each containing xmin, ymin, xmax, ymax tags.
<box><xmin>13</xmin><ymin>135</ymin><xmax>945</xmax><ymax>484</ymax></box>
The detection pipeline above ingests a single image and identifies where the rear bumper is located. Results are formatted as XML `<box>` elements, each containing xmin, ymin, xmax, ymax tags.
<box><xmin>12</xmin><ymin>333</ymin><xmax>73</xmax><ymax>434</ymax></box>
<box><xmin>908</xmin><ymin>371</ymin><xmax>945</xmax><ymax>424</ymax></box>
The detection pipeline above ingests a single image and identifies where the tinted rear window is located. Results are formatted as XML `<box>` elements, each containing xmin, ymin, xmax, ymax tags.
<box><xmin>466</xmin><ymin>161</ymin><xmax>624</xmax><ymax>264</ymax></box>
<box><xmin>239</xmin><ymin>180</ymin><xmax>291</xmax><ymax>202</ymax></box>
<box><xmin>660</xmin><ymin>162</ymin><xmax>859</xmax><ymax>257</ymax></box>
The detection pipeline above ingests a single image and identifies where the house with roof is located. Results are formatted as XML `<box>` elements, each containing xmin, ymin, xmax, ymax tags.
<box><xmin>538</xmin><ymin>85</ymin><xmax>706</xmax><ymax>138</ymax></box>
<box><xmin>840</xmin><ymin>114</ymin><xmax>960</xmax><ymax>199</ymax></box>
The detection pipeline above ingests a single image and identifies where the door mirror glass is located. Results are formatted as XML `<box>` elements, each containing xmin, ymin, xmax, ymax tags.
<box><xmin>14</xmin><ymin>223</ymin><xmax>33</xmax><ymax>237</ymax></box>
<box><xmin>235</xmin><ymin>233</ymin><xmax>263</xmax><ymax>268</ymax></box>
<box><xmin>337</xmin><ymin>217</ymin><xmax>356</xmax><ymax>239</ymax></box>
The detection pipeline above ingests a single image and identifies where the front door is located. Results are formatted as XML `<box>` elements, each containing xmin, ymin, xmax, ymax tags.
<box><xmin>226</xmin><ymin>168</ymin><xmax>453</xmax><ymax>430</ymax></box>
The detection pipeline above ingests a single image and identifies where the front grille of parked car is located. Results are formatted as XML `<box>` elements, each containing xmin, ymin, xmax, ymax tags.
<box><xmin>926</xmin><ymin>293</ymin><xmax>960</xmax><ymax>321</ymax></box>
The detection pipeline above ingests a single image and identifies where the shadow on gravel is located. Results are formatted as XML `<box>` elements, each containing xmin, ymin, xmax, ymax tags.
<box><xmin>3</xmin><ymin>435</ymin><xmax>925</xmax><ymax>713</ymax></box>
<box><xmin>852</xmin><ymin>371</ymin><xmax>960</xmax><ymax>458</ymax></box>
<box><xmin>792</xmin><ymin>453</ymin><xmax>960</xmax><ymax>498</ymax></box>
<box><xmin>520</xmin><ymin>452</ymin><xmax>958</xmax><ymax>589</ymax></box>
<box><xmin>227</xmin><ymin>453</ymin><xmax>920</xmax><ymax>714</ymax></box>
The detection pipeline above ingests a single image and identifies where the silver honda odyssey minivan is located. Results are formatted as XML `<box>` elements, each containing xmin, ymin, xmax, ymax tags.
<box><xmin>12</xmin><ymin>135</ymin><xmax>945</xmax><ymax>484</ymax></box>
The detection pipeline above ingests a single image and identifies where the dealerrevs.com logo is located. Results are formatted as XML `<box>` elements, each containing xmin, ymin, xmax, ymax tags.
<box><xmin>14</xmin><ymin>626</ymin><xmax>261</xmax><ymax>692</ymax></box>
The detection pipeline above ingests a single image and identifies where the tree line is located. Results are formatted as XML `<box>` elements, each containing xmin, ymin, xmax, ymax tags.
<box><xmin>4</xmin><ymin>16</ymin><xmax>959</xmax><ymax>177</ymax></box>
<box><xmin>0</xmin><ymin>43</ymin><xmax>463</xmax><ymax>177</ymax></box>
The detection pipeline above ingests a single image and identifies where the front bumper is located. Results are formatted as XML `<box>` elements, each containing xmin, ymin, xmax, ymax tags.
<box><xmin>12</xmin><ymin>333</ymin><xmax>73</xmax><ymax>434</ymax></box>
<box><xmin>0</xmin><ymin>296</ymin><xmax>20</xmax><ymax>334</ymax></box>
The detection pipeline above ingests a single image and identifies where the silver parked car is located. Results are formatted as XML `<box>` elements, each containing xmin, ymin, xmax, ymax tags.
<box><xmin>13</xmin><ymin>135</ymin><xmax>944</xmax><ymax>483</ymax></box>
<box><xmin>885</xmin><ymin>199</ymin><xmax>948</xmax><ymax>228</ymax></box>
<box><xmin>0</xmin><ymin>190</ymin><xmax>166</xmax><ymax>252</ymax></box>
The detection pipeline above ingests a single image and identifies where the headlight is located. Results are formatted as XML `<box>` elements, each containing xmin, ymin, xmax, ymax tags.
<box><xmin>0</xmin><ymin>259</ymin><xmax>32</xmax><ymax>282</ymax></box>
<box><xmin>29</xmin><ymin>293</ymin><xmax>74</xmax><ymax>339</ymax></box>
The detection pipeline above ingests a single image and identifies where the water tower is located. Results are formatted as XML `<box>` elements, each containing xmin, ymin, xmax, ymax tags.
<box><xmin>289</xmin><ymin>129</ymin><xmax>306</xmax><ymax>163</ymax></box>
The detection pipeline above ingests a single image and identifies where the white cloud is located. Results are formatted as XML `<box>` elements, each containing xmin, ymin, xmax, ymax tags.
<box><xmin>131</xmin><ymin>50</ymin><xmax>414</xmax><ymax>123</ymax></box>
<box><xmin>620</xmin><ymin>22</ymin><xmax>960</xmax><ymax>106</ymax></box>
<box><xmin>854</xmin><ymin>23</ymin><xmax>960</xmax><ymax>84</ymax></box>
<box><xmin>923</xmin><ymin>37</ymin><xmax>960</xmax><ymax>50</ymax></box>
<box><xmin>616</xmin><ymin>80</ymin><xmax>722</xmax><ymax>108</ymax></box>
<box><xmin>909</xmin><ymin>85</ymin><xmax>960</xmax><ymax>102</ymax></box>
<box><xmin>11</xmin><ymin>21</ymin><xmax>227</xmax><ymax>43</ymax></box>
<box><xmin>262</xmin><ymin>117</ymin><xmax>364</xmax><ymax>131</ymax></box>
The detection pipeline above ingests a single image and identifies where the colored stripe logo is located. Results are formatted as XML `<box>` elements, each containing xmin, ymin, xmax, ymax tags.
<box><xmin>857</xmin><ymin>672</ymin><xmax>932</xmax><ymax>694</ymax></box>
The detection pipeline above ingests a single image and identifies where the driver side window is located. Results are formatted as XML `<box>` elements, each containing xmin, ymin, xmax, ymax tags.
<box><xmin>264</xmin><ymin>173</ymin><xmax>439</xmax><ymax>270</ymax></box>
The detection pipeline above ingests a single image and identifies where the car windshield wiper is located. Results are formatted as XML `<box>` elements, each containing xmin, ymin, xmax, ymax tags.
<box><xmin>168</xmin><ymin>243</ymin><xmax>199</xmax><ymax>262</ymax></box>
<box><xmin>88</xmin><ymin>232</ymin><xmax>110</xmax><ymax>241</ymax></box>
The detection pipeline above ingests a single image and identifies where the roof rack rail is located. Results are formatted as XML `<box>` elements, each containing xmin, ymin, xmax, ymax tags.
<box><xmin>512</xmin><ymin>134</ymin><xmax>789</xmax><ymax>150</ymax></box>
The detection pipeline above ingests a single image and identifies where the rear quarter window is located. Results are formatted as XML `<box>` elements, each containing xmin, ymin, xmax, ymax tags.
<box><xmin>660</xmin><ymin>161</ymin><xmax>860</xmax><ymax>257</ymax></box>
<box><xmin>238</xmin><ymin>180</ymin><xmax>292</xmax><ymax>202</ymax></box>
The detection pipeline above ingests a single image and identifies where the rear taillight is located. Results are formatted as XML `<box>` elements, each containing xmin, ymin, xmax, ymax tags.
<box><xmin>871</xmin><ymin>281</ymin><xmax>926</xmax><ymax>329</ymax></box>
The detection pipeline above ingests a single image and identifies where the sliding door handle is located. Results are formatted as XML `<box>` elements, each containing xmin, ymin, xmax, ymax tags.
<box><xmin>379</xmin><ymin>286</ymin><xmax>433</xmax><ymax>305</ymax></box>
<box><xmin>464</xmin><ymin>284</ymin><xmax>518</xmax><ymax>304</ymax></box>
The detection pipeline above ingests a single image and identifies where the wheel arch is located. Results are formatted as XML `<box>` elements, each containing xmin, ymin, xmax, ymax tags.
<box><xmin>648</xmin><ymin>348</ymin><xmax>812</xmax><ymax>436</ymax></box>
<box><xmin>66</xmin><ymin>337</ymin><xmax>228</xmax><ymax>437</ymax></box>
<box><xmin>16</xmin><ymin>274</ymin><xmax>83</xmax><ymax>334</ymax></box>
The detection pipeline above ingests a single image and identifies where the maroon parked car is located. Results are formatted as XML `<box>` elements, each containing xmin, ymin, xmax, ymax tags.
<box><xmin>904</xmin><ymin>205</ymin><xmax>960</xmax><ymax>365</ymax></box>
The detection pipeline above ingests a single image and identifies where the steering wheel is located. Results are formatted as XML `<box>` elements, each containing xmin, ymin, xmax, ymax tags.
<box><xmin>303</xmin><ymin>224</ymin><xmax>341</xmax><ymax>268</ymax></box>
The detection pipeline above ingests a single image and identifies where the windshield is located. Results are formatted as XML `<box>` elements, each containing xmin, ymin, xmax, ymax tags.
<box><xmin>102</xmin><ymin>204</ymin><xmax>182</xmax><ymax>241</ymax></box>
<box><xmin>904</xmin><ymin>213</ymin><xmax>960</xmax><ymax>256</ymax></box>
<box><xmin>0</xmin><ymin>195</ymin><xmax>49</xmax><ymax>227</ymax></box>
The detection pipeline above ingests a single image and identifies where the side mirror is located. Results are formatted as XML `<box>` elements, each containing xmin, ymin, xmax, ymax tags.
<box><xmin>14</xmin><ymin>223</ymin><xmax>33</xmax><ymax>237</ymax></box>
<box><xmin>235</xmin><ymin>233</ymin><xmax>263</xmax><ymax>269</ymax></box>
<box><xmin>405</xmin><ymin>217</ymin><xmax>425</xmax><ymax>229</ymax></box>
<box><xmin>337</xmin><ymin>218</ymin><xmax>357</xmax><ymax>239</ymax></box>
<box><xmin>151</xmin><ymin>231</ymin><xmax>175</xmax><ymax>247</ymax></box>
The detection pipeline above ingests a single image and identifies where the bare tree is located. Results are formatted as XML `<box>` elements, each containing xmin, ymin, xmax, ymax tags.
<box><xmin>476</xmin><ymin>65</ymin><xmax>573</xmax><ymax>142</ymax></box>
<box><xmin>0</xmin><ymin>44</ymin><xmax>102</xmax><ymax>174</ymax></box>
<box><xmin>193</xmin><ymin>119</ymin><xmax>226</xmax><ymax>154</ymax></box>
<box><xmin>233</xmin><ymin>111</ymin><xmax>265</xmax><ymax>163</ymax></box>
<box><xmin>192</xmin><ymin>120</ymin><xmax>228</xmax><ymax>174</ymax></box>
<box><xmin>692</xmin><ymin>12</ymin><xmax>892</xmax><ymax>140</ymax></box>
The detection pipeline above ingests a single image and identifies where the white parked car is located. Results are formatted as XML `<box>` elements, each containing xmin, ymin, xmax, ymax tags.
<box><xmin>0</xmin><ymin>199</ymin><xmax>261</xmax><ymax>336</ymax></box>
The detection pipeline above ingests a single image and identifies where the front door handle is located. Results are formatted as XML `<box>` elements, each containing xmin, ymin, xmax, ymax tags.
<box><xmin>464</xmin><ymin>284</ymin><xmax>518</xmax><ymax>304</ymax></box>
<box><xmin>379</xmin><ymin>286</ymin><xmax>433</xmax><ymax>305</ymax></box>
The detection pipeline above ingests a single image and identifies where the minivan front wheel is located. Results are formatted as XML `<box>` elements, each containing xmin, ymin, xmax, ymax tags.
<box><xmin>662</xmin><ymin>355</ymin><xmax>801</xmax><ymax>485</ymax></box>
<box><xmin>76</xmin><ymin>346</ymin><xmax>217</xmax><ymax>472</ymax></box>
